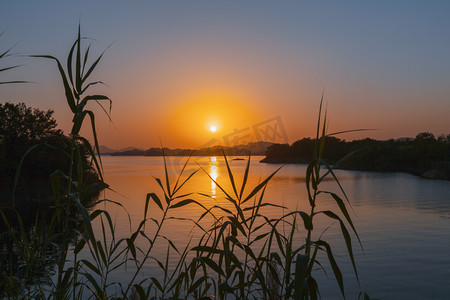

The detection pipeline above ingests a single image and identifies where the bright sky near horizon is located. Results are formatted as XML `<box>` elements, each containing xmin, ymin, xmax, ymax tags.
<box><xmin>1</xmin><ymin>1</ymin><xmax>449</xmax><ymax>149</ymax></box>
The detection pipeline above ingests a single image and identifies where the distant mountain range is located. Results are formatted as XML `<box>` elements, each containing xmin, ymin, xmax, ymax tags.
<box><xmin>99</xmin><ymin>141</ymin><xmax>273</xmax><ymax>156</ymax></box>
<box><xmin>99</xmin><ymin>145</ymin><xmax>145</xmax><ymax>154</ymax></box>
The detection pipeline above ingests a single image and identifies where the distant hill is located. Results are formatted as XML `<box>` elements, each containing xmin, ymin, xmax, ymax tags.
<box><xmin>120</xmin><ymin>146</ymin><xmax>145</xmax><ymax>152</ymax></box>
<box><xmin>99</xmin><ymin>145</ymin><xmax>144</xmax><ymax>154</ymax></box>
<box><xmin>106</xmin><ymin>141</ymin><xmax>273</xmax><ymax>157</ymax></box>
<box><xmin>99</xmin><ymin>145</ymin><xmax>116</xmax><ymax>154</ymax></box>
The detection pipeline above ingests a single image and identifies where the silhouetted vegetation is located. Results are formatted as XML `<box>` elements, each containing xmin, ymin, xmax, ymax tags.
<box><xmin>106</xmin><ymin>141</ymin><xmax>273</xmax><ymax>156</ymax></box>
<box><xmin>0</xmin><ymin>31</ymin><xmax>27</xmax><ymax>85</ymax></box>
<box><xmin>0</xmin><ymin>102</ymin><xmax>101</xmax><ymax>217</ymax></box>
<box><xmin>0</xmin><ymin>27</ymin><xmax>368</xmax><ymax>299</ymax></box>
<box><xmin>0</xmin><ymin>102</ymin><xmax>67</xmax><ymax>175</ymax></box>
<box><xmin>1</xmin><ymin>26</ymin><xmax>111</xmax><ymax>297</ymax></box>
<box><xmin>262</xmin><ymin>134</ymin><xmax>450</xmax><ymax>180</ymax></box>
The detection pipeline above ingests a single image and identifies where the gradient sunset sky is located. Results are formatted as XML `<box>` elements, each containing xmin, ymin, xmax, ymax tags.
<box><xmin>1</xmin><ymin>1</ymin><xmax>449</xmax><ymax>149</ymax></box>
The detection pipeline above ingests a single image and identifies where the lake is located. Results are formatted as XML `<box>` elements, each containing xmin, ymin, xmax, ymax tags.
<box><xmin>97</xmin><ymin>155</ymin><xmax>450</xmax><ymax>299</ymax></box>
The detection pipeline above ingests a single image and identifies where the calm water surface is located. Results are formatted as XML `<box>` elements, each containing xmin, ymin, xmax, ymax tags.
<box><xmin>98</xmin><ymin>156</ymin><xmax>450</xmax><ymax>299</ymax></box>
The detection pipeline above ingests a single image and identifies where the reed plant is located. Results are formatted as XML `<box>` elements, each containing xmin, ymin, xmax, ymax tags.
<box><xmin>0</xmin><ymin>27</ymin><xmax>371</xmax><ymax>299</ymax></box>
<box><xmin>0</xmin><ymin>30</ymin><xmax>27</xmax><ymax>85</ymax></box>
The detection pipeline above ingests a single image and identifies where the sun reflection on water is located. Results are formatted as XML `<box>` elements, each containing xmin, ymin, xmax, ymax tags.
<box><xmin>210</xmin><ymin>156</ymin><xmax>218</xmax><ymax>198</ymax></box>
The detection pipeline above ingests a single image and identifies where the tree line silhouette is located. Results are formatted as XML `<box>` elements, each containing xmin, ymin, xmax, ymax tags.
<box><xmin>262</xmin><ymin>133</ymin><xmax>450</xmax><ymax>179</ymax></box>
<box><xmin>0</xmin><ymin>102</ymin><xmax>100</xmax><ymax>212</ymax></box>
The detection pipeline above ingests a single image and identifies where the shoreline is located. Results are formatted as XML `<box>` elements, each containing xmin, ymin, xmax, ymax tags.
<box><xmin>259</xmin><ymin>158</ymin><xmax>450</xmax><ymax>181</ymax></box>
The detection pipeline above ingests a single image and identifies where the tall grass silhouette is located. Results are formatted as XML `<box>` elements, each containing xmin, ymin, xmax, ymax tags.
<box><xmin>0</xmin><ymin>27</ymin><xmax>369</xmax><ymax>299</ymax></box>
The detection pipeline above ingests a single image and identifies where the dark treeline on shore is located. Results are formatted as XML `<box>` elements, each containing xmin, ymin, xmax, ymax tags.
<box><xmin>261</xmin><ymin>133</ymin><xmax>450</xmax><ymax>180</ymax></box>
<box><xmin>0</xmin><ymin>102</ymin><xmax>101</xmax><ymax>214</ymax></box>
<box><xmin>105</xmin><ymin>141</ymin><xmax>273</xmax><ymax>157</ymax></box>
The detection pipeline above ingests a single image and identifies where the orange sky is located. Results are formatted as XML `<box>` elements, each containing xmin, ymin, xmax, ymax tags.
<box><xmin>1</xmin><ymin>2</ymin><xmax>449</xmax><ymax>149</ymax></box>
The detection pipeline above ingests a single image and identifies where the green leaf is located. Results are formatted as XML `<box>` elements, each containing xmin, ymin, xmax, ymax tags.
<box><xmin>242</xmin><ymin>166</ymin><xmax>282</xmax><ymax>204</ymax></box>
<box><xmin>0</xmin><ymin>65</ymin><xmax>20</xmax><ymax>72</ymax></box>
<box><xmin>319</xmin><ymin>210</ymin><xmax>359</xmax><ymax>283</ymax></box>
<box><xmin>221</xmin><ymin>148</ymin><xmax>239</xmax><ymax>199</ymax></box>
<box><xmin>67</xmin><ymin>38</ymin><xmax>77</xmax><ymax>87</ymax></box>
<box><xmin>69</xmin><ymin>194</ymin><xmax>97</xmax><ymax>252</ymax></box>
<box><xmin>31</xmin><ymin>55</ymin><xmax>76</xmax><ymax>113</ymax></box>
<box><xmin>147</xmin><ymin>193</ymin><xmax>163</xmax><ymax>211</ymax></box>
<box><xmin>74</xmin><ymin>239</ymin><xmax>86</xmax><ymax>254</ymax></box>
<box><xmin>227</xmin><ymin>216</ymin><xmax>247</xmax><ymax>237</ymax></box>
<box><xmin>307</xmin><ymin>276</ymin><xmax>319</xmax><ymax>300</ymax></box>
<box><xmin>80</xmin><ymin>94</ymin><xmax>111</xmax><ymax>105</ymax></box>
<box><xmin>315</xmin><ymin>93</ymin><xmax>324</xmax><ymax>144</ymax></box>
<box><xmin>324</xmin><ymin>191</ymin><xmax>362</xmax><ymax>247</ymax></box>
<box><xmin>82</xmin><ymin>42</ymin><xmax>91</xmax><ymax>75</ymax></box>
<box><xmin>170</xmin><ymin>199</ymin><xmax>206</xmax><ymax>210</ymax></box>
<box><xmin>294</xmin><ymin>254</ymin><xmax>308</xmax><ymax>299</ymax></box>
<box><xmin>306</xmin><ymin>160</ymin><xmax>318</xmax><ymax>207</ymax></box>
<box><xmin>150</xmin><ymin>277</ymin><xmax>163</xmax><ymax>292</ymax></box>
<box><xmin>132</xmin><ymin>284</ymin><xmax>146</xmax><ymax>300</ymax></box>
<box><xmin>126</xmin><ymin>238</ymin><xmax>137</xmax><ymax>260</ymax></box>
<box><xmin>81</xmin><ymin>51</ymin><xmax>105</xmax><ymax>85</ymax></box>
<box><xmin>81</xmin><ymin>259</ymin><xmax>101</xmax><ymax>276</ymax></box>
<box><xmin>187</xmin><ymin>276</ymin><xmax>206</xmax><ymax>294</ymax></box>
<box><xmin>173</xmin><ymin>168</ymin><xmax>199</xmax><ymax>196</ymax></box>
<box><xmin>0</xmin><ymin>80</ymin><xmax>28</xmax><ymax>84</ymax></box>
<box><xmin>83</xmin><ymin>272</ymin><xmax>103</xmax><ymax>296</ymax></box>
<box><xmin>198</xmin><ymin>257</ymin><xmax>225</xmax><ymax>276</ymax></box>
<box><xmin>358</xmin><ymin>291</ymin><xmax>372</xmax><ymax>300</ymax></box>
<box><xmin>297</xmin><ymin>210</ymin><xmax>312</xmax><ymax>231</ymax></box>
<box><xmin>76</xmin><ymin>24</ymin><xmax>81</xmax><ymax>93</ymax></box>
<box><xmin>252</xmin><ymin>232</ymin><xmax>270</xmax><ymax>243</ymax></box>
<box><xmin>315</xmin><ymin>240</ymin><xmax>345</xmax><ymax>299</ymax></box>
<box><xmin>239</xmin><ymin>152</ymin><xmax>252</xmax><ymax>199</ymax></box>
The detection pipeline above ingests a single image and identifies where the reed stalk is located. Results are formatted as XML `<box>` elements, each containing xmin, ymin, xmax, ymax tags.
<box><xmin>0</xmin><ymin>27</ymin><xmax>369</xmax><ymax>300</ymax></box>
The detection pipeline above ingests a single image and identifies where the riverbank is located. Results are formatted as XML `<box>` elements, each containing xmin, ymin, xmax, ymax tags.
<box><xmin>260</xmin><ymin>134</ymin><xmax>450</xmax><ymax>180</ymax></box>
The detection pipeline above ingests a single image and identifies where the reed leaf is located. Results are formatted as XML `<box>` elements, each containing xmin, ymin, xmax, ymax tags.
<box><xmin>238</xmin><ymin>152</ymin><xmax>252</xmax><ymax>200</ymax></box>
<box><xmin>317</xmin><ymin>210</ymin><xmax>359</xmax><ymax>283</ymax></box>
<box><xmin>314</xmin><ymin>240</ymin><xmax>345</xmax><ymax>298</ymax></box>
<box><xmin>221</xmin><ymin>148</ymin><xmax>239</xmax><ymax>200</ymax></box>
<box><xmin>242</xmin><ymin>166</ymin><xmax>281</xmax><ymax>205</ymax></box>
<box><xmin>31</xmin><ymin>55</ymin><xmax>77</xmax><ymax>113</ymax></box>
<box><xmin>146</xmin><ymin>192</ymin><xmax>163</xmax><ymax>212</ymax></box>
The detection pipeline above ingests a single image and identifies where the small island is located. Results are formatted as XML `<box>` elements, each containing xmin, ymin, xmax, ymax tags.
<box><xmin>261</xmin><ymin>134</ymin><xmax>450</xmax><ymax>180</ymax></box>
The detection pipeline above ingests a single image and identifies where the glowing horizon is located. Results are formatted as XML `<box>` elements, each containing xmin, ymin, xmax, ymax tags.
<box><xmin>1</xmin><ymin>1</ymin><xmax>449</xmax><ymax>149</ymax></box>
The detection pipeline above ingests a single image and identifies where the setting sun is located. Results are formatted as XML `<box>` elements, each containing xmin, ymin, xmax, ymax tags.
<box><xmin>3</xmin><ymin>2</ymin><xmax>450</xmax><ymax>299</ymax></box>
<box><xmin>163</xmin><ymin>94</ymin><xmax>260</xmax><ymax>147</ymax></box>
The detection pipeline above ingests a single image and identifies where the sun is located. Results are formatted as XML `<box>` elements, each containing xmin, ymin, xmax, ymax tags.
<box><xmin>210</xmin><ymin>125</ymin><xmax>217</xmax><ymax>133</ymax></box>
